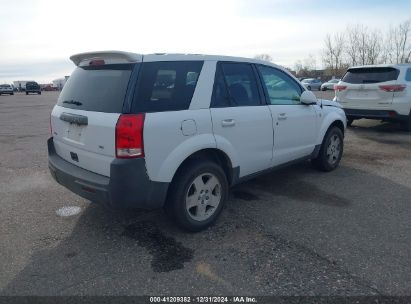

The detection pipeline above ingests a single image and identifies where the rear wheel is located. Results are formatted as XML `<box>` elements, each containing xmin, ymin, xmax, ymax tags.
<box><xmin>26</xmin><ymin>92</ymin><xmax>28</xmax><ymax>95</ymax></box>
<box><xmin>165</xmin><ymin>160</ymin><xmax>228</xmax><ymax>232</ymax></box>
<box><xmin>312</xmin><ymin>127</ymin><xmax>344</xmax><ymax>172</ymax></box>
<box><xmin>347</xmin><ymin>118</ymin><xmax>354</xmax><ymax>127</ymax></box>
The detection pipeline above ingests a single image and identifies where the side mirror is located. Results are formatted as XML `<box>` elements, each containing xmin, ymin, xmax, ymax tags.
<box><xmin>300</xmin><ymin>90</ymin><xmax>318</xmax><ymax>105</ymax></box>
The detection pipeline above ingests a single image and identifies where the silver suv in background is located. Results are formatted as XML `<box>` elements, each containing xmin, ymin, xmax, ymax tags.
<box><xmin>301</xmin><ymin>78</ymin><xmax>322</xmax><ymax>91</ymax></box>
<box><xmin>0</xmin><ymin>84</ymin><xmax>14</xmax><ymax>95</ymax></box>
<box><xmin>334</xmin><ymin>64</ymin><xmax>411</xmax><ymax>130</ymax></box>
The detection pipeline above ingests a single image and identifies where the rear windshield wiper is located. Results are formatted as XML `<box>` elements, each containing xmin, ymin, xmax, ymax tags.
<box><xmin>63</xmin><ymin>99</ymin><xmax>83</xmax><ymax>106</ymax></box>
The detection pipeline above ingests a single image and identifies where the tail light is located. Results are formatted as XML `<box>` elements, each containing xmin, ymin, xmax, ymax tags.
<box><xmin>379</xmin><ymin>84</ymin><xmax>406</xmax><ymax>92</ymax></box>
<box><xmin>334</xmin><ymin>85</ymin><xmax>347</xmax><ymax>92</ymax></box>
<box><xmin>115</xmin><ymin>114</ymin><xmax>145</xmax><ymax>158</ymax></box>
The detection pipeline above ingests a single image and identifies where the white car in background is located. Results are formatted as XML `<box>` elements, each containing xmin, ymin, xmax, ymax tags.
<box><xmin>321</xmin><ymin>79</ymin><xmax>340</xmax><ymax>91</ymax></box>
<box><xmin>48</xmin><ymin>51</ymin><xmax>346</xmax><ymax>231</ymax></box>
<box><xmin>0</xmin><ymin>84</ymin><xmax>14</xmax><ymax>95</ymax></box>
<box><xmin>334</xmin><ymin>64</ymin><xmax>411</xmax><ymax>130</ymax></box>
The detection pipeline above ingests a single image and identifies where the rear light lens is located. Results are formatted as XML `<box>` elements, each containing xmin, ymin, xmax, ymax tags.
<box><xmin>115</xmin><ymin>114</ymin><xmax>145</xmax><ymax>158</ymax></box>
<box><xmin>334</xmin><ymin>85</ymin><xmax>347</xmax><ymax>91</ymax></box>
<box><xmin>89</xmin><ymin>59</ymin><xmax>105</xmax><ymax>66</ymax></box>
<box><xmin>379</xmin><ymin>84</ymin><xmax>406</xmax><ymax>92</ymax></box>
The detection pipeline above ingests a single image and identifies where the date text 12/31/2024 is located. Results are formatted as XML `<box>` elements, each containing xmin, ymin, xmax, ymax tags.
<box><xmin>149</xmin><ymin>297</ymin><xmax>257</xmax><ymax>303</ymax></box>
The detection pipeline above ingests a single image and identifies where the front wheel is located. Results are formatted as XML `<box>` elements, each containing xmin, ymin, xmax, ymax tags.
<box><xmin>312</xmin><ymin>127</ymin><xmax>344</xmax><ymax>172</ymax></box>
<box><xmin>307</xmin><ymin>86</ymin><xmax>312</xmax><ymax>91</ymax></box>
<box><xmin>165</xmin><ymin>160</ymin><xmax>228</xmax><ymax>232</ymax></box>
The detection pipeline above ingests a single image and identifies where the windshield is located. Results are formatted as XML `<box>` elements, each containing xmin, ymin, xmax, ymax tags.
<box><xmin>57</xmin><ymin>64</ymin><xmax>133</xmax><ymax>113</ymax></box>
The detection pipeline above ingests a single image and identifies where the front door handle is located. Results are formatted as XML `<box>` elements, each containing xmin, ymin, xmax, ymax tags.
<box><xmin>278</xmin><ymin>113</ymin><xmax>287</xmax><ymax>121</ymax></box>
<box><xmin>221</xmin><ymin>119</ymin><xmax>235</xmax><ymax>127</ymax></box>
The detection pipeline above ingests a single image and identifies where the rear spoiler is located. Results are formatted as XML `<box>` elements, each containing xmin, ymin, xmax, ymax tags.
<box><xmin>70</xmin><ymin>51</ymin><xmax>143</xmax><ymax>66</ymax></box>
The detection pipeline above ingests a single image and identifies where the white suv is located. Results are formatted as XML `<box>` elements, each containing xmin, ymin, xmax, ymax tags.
<box><xmin>48</xmin><ymin>51</ymin><xmax>346</xmax><ymax>231</ymax></box>
<box><xmin>334</xmin><ymin>64</ymin><xmax>411</xmax><ymax>130</ymax></box>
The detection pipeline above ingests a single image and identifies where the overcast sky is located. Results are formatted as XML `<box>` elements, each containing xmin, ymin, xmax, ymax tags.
<box><xmin>1</xmin><ymin>0</ymin><xmax>410</xmax><ymax>83</ymax></box>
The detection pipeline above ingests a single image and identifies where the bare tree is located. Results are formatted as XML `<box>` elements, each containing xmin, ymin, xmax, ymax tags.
<box><xmin>388</xmin><ymin>19</ymin><xmax>411</xmax><ymax>63</ymax></box>
<box><xmin>346</xmin><ymin>25</ymin><xmax>361</xmax><ymax>66</ymax></box>
<box><xmin>323</xmin><ymin>33</ymin><xmax>345</xmax><ymax>74</ymax></box>
<box><xmin>254</xmin><ymin>54</ymin><xmax>273</xmax><ymax>62</ymax></box>
<box><xmin>369</xmin><ymin>31</ymin><xmax>382</xmax><ymax>64</ymax></box>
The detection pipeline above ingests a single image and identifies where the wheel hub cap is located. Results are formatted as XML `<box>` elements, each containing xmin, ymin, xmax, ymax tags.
<box><xmin>185</xmin><ymin>173</ymin><xmax>221</xmax><ymax>221</ymax></box>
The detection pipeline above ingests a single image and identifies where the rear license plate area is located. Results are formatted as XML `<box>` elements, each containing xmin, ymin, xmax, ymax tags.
<box><xmin>66</xmin><ymin>123</ymin><xmax>84</xmax><ymax>142</ymax></box>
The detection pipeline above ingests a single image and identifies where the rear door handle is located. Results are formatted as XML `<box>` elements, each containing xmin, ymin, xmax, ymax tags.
<box><xmin>221</xmin><ymin>119</ymin><xmax>235</xmax><ymax>127</ymax></box>
<box><xmin>278</xmin><ymin>113</ymin><xmax>287</xmax><ymax>121</ymax></box>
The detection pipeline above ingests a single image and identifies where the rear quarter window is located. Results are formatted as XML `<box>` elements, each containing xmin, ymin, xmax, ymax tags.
<box><xmin>342</xmin><ymin>67</ymin><xmax>399</xmax><ymax>84</ymax></box>
<box><xmin>405</xmin><ymin>68</ymin><xmax>411</xmax><ymax>82</ymax></box>
<box><xmin>57</xmin><ymin>64</ymin><xmax>133</xmax><ymax>113</ymax></box>
<box><xmin>131</xmin><ymin>61</ymin><xmax>203</xmax><ymax>113</ymax></box>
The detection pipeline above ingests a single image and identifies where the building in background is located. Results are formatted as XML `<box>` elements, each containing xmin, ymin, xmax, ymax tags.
<box><xmin>52</xmin><ymin>76</ymin><xmax>69</xmax><ymax>90</ymax></box>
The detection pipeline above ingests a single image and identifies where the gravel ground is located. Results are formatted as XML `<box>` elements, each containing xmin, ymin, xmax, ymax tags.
<box><xmin>0</xmin><ymin>91</ymin><xmax>410</xmax><ymax>296</ymax></box>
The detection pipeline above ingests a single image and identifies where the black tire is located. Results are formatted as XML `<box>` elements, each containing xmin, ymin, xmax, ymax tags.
<box><xmin>165</xmin><ymin>160</ymin><xmax>228</xmax><ymax>232</ymax></box>
<box><xmin>312</xmin><ymin>127</ymin><xmax>344</xmax><ymax>172</ymax></box>
<box><xmin>347</xmin><ymin>118</ymin><xmax>354</xmax><ymax>127</ymax></box>
<box><xmin>26</xmin><ymin>92</ymin><xmax>28</xmax><ymax>95</ymax></box>
<box><xmin>307</xmin><ymin>86</ymin><xmax>312</xmax><ymax>91</ymax></box>
<box><xmin>11</xmin><ymin>93</ymin><xmax>14</xmax><ymax>95</ymax></box>
<box><xmin>38</xmin><ymin>92</ymin><xmax>41</xmax><ymax>95</ymax></box>
<box><xmin>401</xmin><ymin>112</ymin><xmax>411</xmax><ymax>132</ymax></box>
<box><xmin>322</xmin><ymin>87</ymin><xmax>327</xmax><ymax>91</ymax></box>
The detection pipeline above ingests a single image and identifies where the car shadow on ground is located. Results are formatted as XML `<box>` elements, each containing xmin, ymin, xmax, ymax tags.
<box><xmin>3</xmin><ymin>161</ymin><xmax>411</xmax><ymax>295</ymax></box>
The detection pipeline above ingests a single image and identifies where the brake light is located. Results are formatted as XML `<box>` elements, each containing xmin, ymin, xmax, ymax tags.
<box><xmin>115</xmin><ymin>114</ymin><xmax>145</xmax><ymax>158</ymax></box>
<box><xmin>89</xmin><ymin>59</ymin><xmax>105</xmax><ymax>66</ymax></box>
<box><xmin>379</xmin><ymin>84</ymin><xmax>406</xmax><ymax>92</ymax></box>
<box><xmin>334</xmin><ymin>85</ymin><xmax>347</xmax><ymax>91</ymax></box>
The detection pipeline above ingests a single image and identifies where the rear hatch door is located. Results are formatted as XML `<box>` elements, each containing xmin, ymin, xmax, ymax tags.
<box><xmin>51</xmin><ymin>61</ymin><xmax>137</xmax><ymax>177</ymax></box>
<box><xmin>337</xmin><ymin>67</ymin><xmax>399</xmax><ymax>109</ymax></box>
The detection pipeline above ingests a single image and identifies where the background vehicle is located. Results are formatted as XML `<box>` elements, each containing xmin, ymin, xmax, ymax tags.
<box><xmin>334</xmin><ymin>64</ymin><xmax>411</xmax><ymax>130</ymax></box>
<box><xmin>48</xmin><ymin>51</ymin><xmax>346</xmax><ymax>231</ymax></box>
<box><xmin>301</xmin><ymin>78</ymin><xmax>322</xmax><ymax>90</ymax></box>
<box><xmin>321</xmin><ymin>79</ymin><xmax>340</xmax><ymax>91</ymax></box>
<box><xmin>0</xmin><ymin>84</ymin><xmax>14</xmax><ymax>95</ymax></box>
<box><xmin>26</xmin><ymin>81</ymin><xmax>41</xmax><ymax>95</ymax></box>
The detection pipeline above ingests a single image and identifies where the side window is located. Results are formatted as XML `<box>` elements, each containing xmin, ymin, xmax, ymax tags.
<box><xmin>257</xmin><ymin>65</ymin><xmax>302</xmax><ymax>105</ymax></box>
<box><xmin>132</xmin><ymin>61</ymin><xmax>203</xmax><ymax>113</ymax></box>
<box><xmin>220</xmin><ymin>62</ymin><xmax>262</xmax><ymax>106</ymax></box>
<box><xmin>406</xmin><ymin>68</ymin><xmax>411</xmax><ymax>82</ymax></box>
<box><xmin>212</xmin><ymin>65</ymin><xmax>231</xmax><ymax>107</ymax></box>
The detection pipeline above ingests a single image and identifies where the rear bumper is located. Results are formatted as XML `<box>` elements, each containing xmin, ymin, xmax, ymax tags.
<box><xmin>344</xmin><ymin>108</ymin><xmax>408</xmax><ymax>121</ymax></box>
<box><xmin>47</xmin><ymin>137</ymin><xmax>169</xmax><ymax>209</ymax></box>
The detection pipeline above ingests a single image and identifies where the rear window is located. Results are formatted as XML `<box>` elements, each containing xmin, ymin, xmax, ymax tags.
<box><xmin>131</xmin><ymin>61</ymin><xmax>203</xmax><ymax>113</ymax></box>
<box><xmin>342</xmin><ymin>67</ymin><xmax>399</xmax><ymax>84</ymax></box>
<box><xmin>57</xmin><ymin>64</ymin><xmax>133</xmax><ymax>113</ymax></box>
